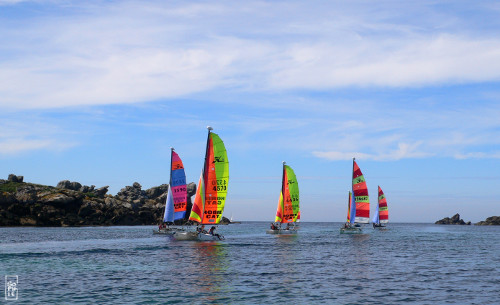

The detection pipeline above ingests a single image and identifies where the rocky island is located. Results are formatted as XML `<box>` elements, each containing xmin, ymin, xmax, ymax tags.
<box><xmin>0</xmin><ymin>174</ymin><xmax>229</xmax><ymax>226</ymax></box>
<box><xmin>435</xmin><ymin>213</ymin><xmax>471</xmax><ymax>225</ymax></box>
<box><xmin>475</xmin><ymin>216</ymin><xmax>500</xmax><ymax>225</ymax></box>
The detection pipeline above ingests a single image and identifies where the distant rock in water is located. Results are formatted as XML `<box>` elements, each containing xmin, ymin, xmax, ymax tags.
<box><xmin>475</xmin><ymin>216</ymin><xmax>500</xmax><ymax>225</ymax></box>
<box><xmin>435</xmin><ymin>213</ymin><xmax>471</xmax><ymax>225</ymax></box>
<box><xmin>0</xmin><ymin>174</ymin><xmax>196</xmax><ymax>227</ymax></box>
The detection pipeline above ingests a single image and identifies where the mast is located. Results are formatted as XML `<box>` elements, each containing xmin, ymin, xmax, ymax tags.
<box><xmin>281</xmin><ymin>161</ymin><xmax>286</xmax><ymax>224</ymax></box>
<box><xmin>202</xmin><ymin>126</ymin><xmax>213</xmax><ymax>223</ymax></box>
<box><xmin>376</xmin><ymin>185</ymin><xmax>380</xmax><ymax>225</ymax></box>
<box><xmin>351</xmin><ymin>157</ymin><xmax>356</xmax><ymax>224</ymax></box>
<box><xmin>169</xmin><ymin>147</ymin><xmax>174</xmax><ymax>185</ymax></box>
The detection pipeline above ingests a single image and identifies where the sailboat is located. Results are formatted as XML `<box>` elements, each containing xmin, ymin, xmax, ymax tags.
<box><xmin>153</xmin><ymin>148</ymin><xmax>188</xmax><ymax>235</ymax></box>
<box><xmin>340</xmin><ymin>158</ymin><xmax>370</xmax><ymax>234</ymax></box>
<box><xmin>174</xmin><ymin>126</ymin><xmax>229</xmax><ymax>241</ymax></box>
<box><xmin>229</xmin><ymin>213</ymin><xmax>241</xmax><ymax>224</ymax></box>
<box><xmin>266</xmin><ymin>162</ymin><xmax>300</xmax><ymax>235</ymax></box>
<box><xmin>372</xmin><ymin>185</ymin><xmax>388</xmax><ymax>228</ymax></box>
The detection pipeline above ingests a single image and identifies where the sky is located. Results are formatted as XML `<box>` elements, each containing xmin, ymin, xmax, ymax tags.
<box><xmin>1</xmin><ymin>0</ymin><xmax>500</xmax><ymax>223</ymax></box>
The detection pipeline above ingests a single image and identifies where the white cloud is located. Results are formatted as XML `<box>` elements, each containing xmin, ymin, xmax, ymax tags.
<box><xmin>0</xmin><ymin>139</ymin><xmax>75</xmax><ymax>154</ymax></box>
<box><xmin>270</xmin><ymin>36</ymin><xmax>500</xmax><ymax>89</ymax></box>
<box><xmin>312</xmin><ymin>142</ymin><xmax>432</xmax><ymax>161</ymax></box>
<box><xmin>0</xmin><ymin>118</ymin><xmax>79</xmax><ymax>155</ymax></box>
<box><xmin>1</xmin><ymin>1</ymin><xmax>500</xmax><ymax>109</ymax></box>
<box><xmin>454</xmin><ymin>152</ymin><xmax>500</xmax><ymax>159</ymax></box>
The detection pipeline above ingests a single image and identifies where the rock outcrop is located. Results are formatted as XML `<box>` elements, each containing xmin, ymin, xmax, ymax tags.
<box><xmin>435</xmin><ymin>213</ymin><xmax>471</xmax><ymax>225</ymax></box>
<box><xmin>0</xmin><ymin>174</ymin><xmax>196</xmax><ymax>226</ymax></box>
<box><xmin>475</xmin><ymin>216</ymin><xmax>500</xmax><ymax>225</ymax></box>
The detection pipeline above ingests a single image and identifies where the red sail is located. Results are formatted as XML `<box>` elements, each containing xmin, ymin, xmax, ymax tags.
<box><xmin>352</xmin><ymin>159</ymin><xmax>369</xmax><ymax>223</ymax></box>
<box><xmin>378</xmin><ymin>186</ymin><xmax>389</xmax><ymax>224</ymax></box>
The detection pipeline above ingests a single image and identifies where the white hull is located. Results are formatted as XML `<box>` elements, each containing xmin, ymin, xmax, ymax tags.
<box><xmin>198</xmin><ymin>233</ymin><xmax>224</xmax><ymax>241</ymax></box>
<box><xmin>152</xmin><ymin>228</ymin><xmax>184</xmax><ymax>235</ymax></box>
<box><xmin>172</xmin><ymin>231</ymin><xmax>224</xmax><ymax>241</ymax></box>
<box><xmin>266</xmin><ymin>229</ymin><xmax>298</xmax><ymax>235</ymax></box>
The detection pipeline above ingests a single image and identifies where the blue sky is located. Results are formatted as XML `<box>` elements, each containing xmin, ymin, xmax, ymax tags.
<box><xmin>1</xmin><ymin>0</ymin><xmax>500</xmax><ymax>222</ymax></box>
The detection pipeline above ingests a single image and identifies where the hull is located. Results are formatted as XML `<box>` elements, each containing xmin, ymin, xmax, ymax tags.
<box><xmin>340</xmin><ymin>227</ymin><xmax>363</xmax><ymax>234</ymax></box>
<box><xmin>198</xmin><ymin>233</ymin><xmax>224</xmax><ymax>241</ymax></box>
<box><xmin>172</xmin><ymin>231</ymin><xmax>224</xmax><ymax>241</ymax></box>
<box><xmin>172</xmin><ymin>231</ymin><xmax>199</xmax><ymax>241</ymax></box>
<box><xmin>152</xmin><ymin>228</ymin><xmax>184</xmax><ymax>235</ymax></box>
<box><xmin>266</xmin><ymin>229</ymin><xmax>298</xmax><ymax>235</ymax></box>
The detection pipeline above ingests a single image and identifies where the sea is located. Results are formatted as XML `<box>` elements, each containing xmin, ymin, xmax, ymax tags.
<box><xmin>1</xmin><ymin>222</ymin><xmax>499</xmax><ymax>304</ymax></box>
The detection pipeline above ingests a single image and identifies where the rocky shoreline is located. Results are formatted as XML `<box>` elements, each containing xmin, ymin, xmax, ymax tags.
<box><xmin>435</xmin><ymin>213</ymin><xmax>500</xmax><ymax>225</ymax></box>
<box><xmin>1</xmin><ymin>174</ymin><xmax>232</xmax><ymax>227</ymax></box>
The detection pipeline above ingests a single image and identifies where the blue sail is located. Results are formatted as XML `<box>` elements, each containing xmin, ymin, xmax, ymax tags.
<box><xmin>372</xmin><ymin>206</ymin><xmax>380</xmax><ymax>224</ymax></box>
<box><xmin>163</xmin><ymin>187</ymin><xmax>174</xmax><ymax>223</ymax></box>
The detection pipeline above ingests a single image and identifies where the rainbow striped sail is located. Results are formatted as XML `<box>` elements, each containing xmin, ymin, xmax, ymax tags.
<box><xmin>372</xmin><ymin>185</ymin><xmax>389</xmax><ymax>225</ymax></box>
<box><xmin>189</xmin><ymin>127</ymin><xmax>229</xmax><ymax>224</ymax></box>
<box><xmin>352</xmin><ymin>158</ymin><xmax>370</xmax><ymax>224</ymax></box>
<box><xmin>275</xmin><ymin>162</ymin><xmax>300</xmax><ymax>223</ymax></box>
<box><xmin>163</xmin><ymin>149</ymin><xmax>187</xmax><ymax>222</ymax></box>
<box><xmin>346</xmin><ymin>191</ymin><xmax>352</xmax><ymax>223</ymax></box>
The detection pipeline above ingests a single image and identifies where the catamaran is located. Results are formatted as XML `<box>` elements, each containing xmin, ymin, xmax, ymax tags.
<box><xmin>267</xmin><ymin>162</ymin><xmax>300</xmax><ymax>235</ymax></box>
<box><xmin>340</xmin><ymin>158</ymin><xmax>370</xmax><ymax>234</ymax></box>
<box><xmin>153</xmin><ymin>148</ymin><xmax>188</xmax><ymax>235</ymax></box>
<box><xmin>174</xmin><ymin>126</ymin><xmax>229</xmax><ymax>241</ymax></box>
<box><xmin>372</xmin><ymin>185</ymin><xmax>388</xmax><ymax>228</ymax></box>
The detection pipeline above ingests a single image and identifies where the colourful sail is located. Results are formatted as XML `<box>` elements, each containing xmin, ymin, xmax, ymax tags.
<box><xmin>346</xmin><ymin>191</ymin><xmax>352</xmax><ymax>223</ymax></box>
<box><xmin>274</xmin><ymin>163</ymin><xmax>300</xmax><ymax>223</ymax></box>
<box><xmin>189</xmin><ymin>127</ymin><xmax>229</xmax><ymax>224</ymax></box>
<box><xmin>352</xmin><ymin>158</ymin><xmax>369</xmax><ymax>223</ymax></box>
<box><xmin>378</xmin><ymin>186</ymin><xmax>389</xmax><ymax>224</ymax></box>
<box><xmin>163</xmin><ymin>149</ymin><xmax>187</xmax><ymax>222</ymax></box>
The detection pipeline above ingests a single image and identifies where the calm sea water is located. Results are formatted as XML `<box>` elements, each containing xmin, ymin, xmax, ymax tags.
<box><xmin>1</xmin><ymin>223</ymin><xmax>499</xmax><ymax>304</ymax></box>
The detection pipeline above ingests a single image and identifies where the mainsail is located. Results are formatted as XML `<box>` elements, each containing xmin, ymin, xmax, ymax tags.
<box><xmin>189</xmin><ymin>127</ymin><xmax>229</xmax><ymax>224</ymax></box>
<box><xmin>163</xmin><ymin>149</ymin><xmax>187</xmax><ymax>222</ymax></box>
<box><xmin>352</xmin><ymin>158</ymin><xmax>369</xmax><ymax>223</ymax></box>
<box><xmin>377</xmin><ymin>185</ymin><xmax>389</xmax><ymax>224</ymax></box>
<box><xmin>275</xmin><ymin>162</ymin><xmax>300</xmax><ymax>223</ymax></box>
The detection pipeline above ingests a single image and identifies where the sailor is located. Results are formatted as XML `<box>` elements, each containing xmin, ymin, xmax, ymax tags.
<box><xmin>209</xmin><ymin>226</ymin><xmax>221</xmax><ymax>239</ymax></box>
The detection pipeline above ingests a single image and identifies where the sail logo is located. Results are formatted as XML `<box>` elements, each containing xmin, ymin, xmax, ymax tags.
<box><xmin>5</xmin><ymin>275</ymin><xmax>18</xmax><ymax>301</ymax></box>
<box><xmin>353</xmin><ymin>177</ymin><xmax>364</xmax><ymax>184</ymax></box>
<box><xmin>212</xmin><ymin>156</ymin><xmax>225</xmax><ymax>163</ymax></box>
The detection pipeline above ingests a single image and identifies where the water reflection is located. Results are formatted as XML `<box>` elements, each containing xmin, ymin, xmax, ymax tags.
<box><xmin>334</xmin><ymin>231</ymin><xmax>374</xmax><ymax>302</ymax></box>
<box><xmin>184</xmin><ymin>241</ymin><xmax>230</xmax><ymax>303</ymax></box>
